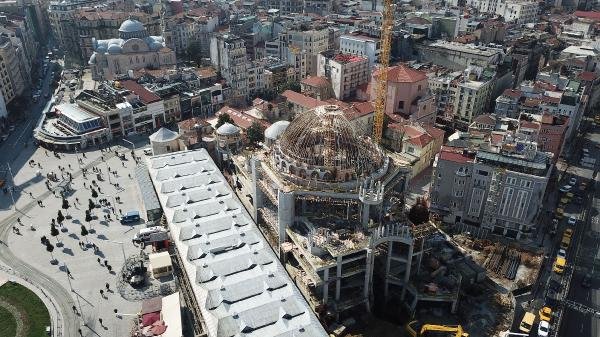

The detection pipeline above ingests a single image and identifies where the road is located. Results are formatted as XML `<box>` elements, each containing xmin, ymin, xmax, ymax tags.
<box><xmin>557</xmin><ymin>117</ymin><xmax>600</xmax><ymax>337</ymax></box>
<box><xmin>0</xmin><ymin>55</ymin><xmax>81</xmax><ymax>337</ymax></box>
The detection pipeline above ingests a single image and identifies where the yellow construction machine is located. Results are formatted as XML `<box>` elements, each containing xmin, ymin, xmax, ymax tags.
<box><xmin>406</xmin><ymin>320</ymin><xmax>469</xmax><ymax>337</ymax></box>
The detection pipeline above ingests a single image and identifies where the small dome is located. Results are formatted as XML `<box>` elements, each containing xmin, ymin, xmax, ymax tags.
<box><xmin>150</xmin><ymin>127</ymin><xmax>179</xmax><ymax>142</ymax></box>
<box><xmin>264</xmin><ymin>121</ymin><xmax>290</xmax><ymax>140</ymax></box>
<box><xmin>107</xmin><ymin>44</ymin><xmax>122</xmax><ymax>54</ymax></box>
<box><xmin>216</xmin><ymin>123</ymin><xmax>240</xmax><ymax>136</ymax></box>
<box><xmin>119</xmin><ymin>19</ymin><xmax>145</xmax><ymax>33</ymax></box>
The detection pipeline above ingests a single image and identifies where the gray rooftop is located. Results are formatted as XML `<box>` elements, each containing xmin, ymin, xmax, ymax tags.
<box><xmin>135</xmin><ymin>162</ymin><xmax>162</xmax><ymax>213</ymax></box>
<box><xmin>55</xmin><ymin>104</ymin><xmax>100</xmax><ymax>123</ymax></box>
<box><xmin>147</xmin><ymin>149</ymin><xmax>327</xmax><ymax>337</ymax></box>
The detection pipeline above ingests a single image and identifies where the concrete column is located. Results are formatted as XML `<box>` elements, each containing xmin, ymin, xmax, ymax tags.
<box><xmin>346</xmin><ymin>202</ymin><xmax>351</xmax><ymax>220</ymax></box>
<box><xmin>384</xmin><ymin>242</ymin><xmax>392</xmax><ymax>298</ymax></box>
<box><xmin>277</xmin><ymin>190</ymin><xmax>295</xmax><ymax>248</ymax></box>
<box><xmin>323</xmin><ymin>268</ymin><xmax>329</xmax><ymax>304</ymax></box>
<box><xmin>416</xmin><ymin>239</ymin><xmax>424</xmax><ymax>275</ymax></box>
<box><xmin>401</xmin><ymin>241</ymin><xmax>414</xmax><ymax>301</ymax></box>
<box><xmin>335</xmin><ymin>256</ymin><xmax>342</xmax><ymax>301</ymax></box>
<box><xmin>250</xmin><ymin>158</ymin><xmax>263</xmax><ymax>222</ymax></box>
<box><xmin>361</xmin><ymin>203</ymin><xmax>370</xmax><ymax>227</ymax></box>
<box><xmin>363</xmin><ymin>249</ymin><xmax>372</xmax><ymax>312</ymax></box>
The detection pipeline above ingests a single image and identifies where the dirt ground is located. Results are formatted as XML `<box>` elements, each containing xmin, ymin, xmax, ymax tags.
<box><xmin>342</xmin><ymin>314</ymin><xmax>407</xmax><ymax>337</ymax></box>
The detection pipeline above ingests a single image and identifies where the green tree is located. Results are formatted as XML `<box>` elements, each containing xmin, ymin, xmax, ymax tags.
<box><xmin>216</xmin><ymin>114</ymin><xmax>235</xmax><ymax>128</ymax></box>
<box><xmin>186</xmin><ymin>40</ymin><xmax>203</xmax><ymax>66</ymax></box>
<box><xmin>80</xmin><ymin>225</ymin><xmax>89</xmax><ymax>243</ymax></box>
<box><xmin>61</xmin><ymin>198</ymin><xmax>70</xmax><ymax>217</ymax></box>
<box><xmin>408</xmin><ymin>197</ymin><xmax>430</xmax><ymax>225</ymax></box>
<box><xmin>46</xmin><ymin>242</ymin><xmax>55</xmax><ymax>262</ymax></box>
<box><xmin>246</xmin><ymin>121</ymin><xmax>265</xmax><ymax>146</ymax></box>
<box><xmin>88</xmin><ymin>199</ymin><xmax>95</xmax><ymax>212</ymax></box>
<box><xmin>85</xmin><ymin>210</ymin><xmax>92</xmax><ymax>224</ymax></box>
<box><xmin>57</xmin><ymin>210</ymin><xmax>65</xmax><ymax>224</ymax></box>
<box><xmin>50</xmin><ymin>223</ymin><xmax>60</xmax><ymax>244</ymax></box>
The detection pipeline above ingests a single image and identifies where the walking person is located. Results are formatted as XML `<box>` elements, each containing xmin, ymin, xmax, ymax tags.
<box><xmin>105</xmin><ymin>282</ymin><xmax>110</xmax><ymax>291</ymax></box>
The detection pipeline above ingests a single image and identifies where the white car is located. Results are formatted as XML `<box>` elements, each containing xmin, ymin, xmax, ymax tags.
<box><xmin>557</xmin><ymin>249</ymin><xmax>567</xmax><ymax>259</ymax></box>
<box><xmin>569</xmin><ymin>177</ymin><xmax>577</xmax><ymax>186</ymax></box>
<box><xmin>559</xmin><ymin>185</ymin><xmax>572</xmax><ymax>193</ymax></box>
<box><xmin>538</xmin><ymin>320</ymin><xmax>550</xmax><ymax>337</ymax></box>
<box><xmin>568</xmin><ymin>216</ymin><xmax>577</xmax><ymax>226</ymax></box>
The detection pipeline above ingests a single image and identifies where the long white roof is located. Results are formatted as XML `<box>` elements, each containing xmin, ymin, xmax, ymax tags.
<box><xmin>147</xmin><ymin>149</ymin><xmax>327</xmax><ymax>337</ymax></box>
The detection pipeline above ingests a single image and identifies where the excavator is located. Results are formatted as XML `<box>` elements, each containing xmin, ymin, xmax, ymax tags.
<box><xmin>406</xmin><ymin>320</ymin><xmax>469</xmax><ymax>337</ymax></box>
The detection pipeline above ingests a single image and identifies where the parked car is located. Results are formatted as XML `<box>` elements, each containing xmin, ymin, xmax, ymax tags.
<box><xmin>568</xmin><ymin>216</ymin><xmax>577</xmax><ymax>226</ymax></box>
<box><xmin>538</xmin><ymin>320</ymin><xmax>550</xmax><ymax>337</ymax></box>
<box><xmin>557</xmin><ymin>249</ymin><xmax>567</xmax><ymax>259</ymax></box>
<box><xmin>559</xmin><ymin>185</ymin><xmax>572</xmax><ymax>193</ymax></box>
<box><xmin>539</xmin><ymin>306</ymin><xmax>552</xmax><ymax>322</ymax></box>
<box><xmin>569</xmin><ymin>177</ymin><xmax>577</xmax><ymax>186</ymax></box>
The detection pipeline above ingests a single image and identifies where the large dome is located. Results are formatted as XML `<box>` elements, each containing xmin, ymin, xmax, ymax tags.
<box><xmin>119</xmin><ymin>19</ymin><xmax>145</xmax><ymax>33</ymax></box>
<box><xmin>273</xmin><ymin>105</ymin><xmax>385</xmax><ymax>183</ymax></box>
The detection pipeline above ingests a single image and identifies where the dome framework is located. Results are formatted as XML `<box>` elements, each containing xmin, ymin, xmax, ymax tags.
<box><xmin>273</xmin><ymin>105</ymin><xmax>384</xmax><ymax>183</ymax></box>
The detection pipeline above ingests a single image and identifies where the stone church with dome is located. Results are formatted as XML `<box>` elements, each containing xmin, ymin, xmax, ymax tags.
<box><xmin>89</xmin><ymin>19</ymin><xmax>176</xmax><ymax>80</ymax></box>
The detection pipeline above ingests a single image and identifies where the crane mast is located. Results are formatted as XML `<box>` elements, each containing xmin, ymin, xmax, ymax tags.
<box><xmin>372</xmin><ymin>0</ymin><xmax>394</xmax><ymax>143</ymax></box>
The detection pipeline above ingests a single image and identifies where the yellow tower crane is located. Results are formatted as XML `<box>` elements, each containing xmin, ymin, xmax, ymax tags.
<box><xmin>372</xmin><ymin>0</ymin><xmax>394</xmax><ymax>144</ymax></box>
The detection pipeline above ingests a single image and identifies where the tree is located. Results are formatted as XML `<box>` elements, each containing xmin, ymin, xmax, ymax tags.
<box><xmin>186</xmin><ymin>40</ymin><xmax>203</xmax><ymax>66</ymax></box>
<box><xmin>57</xmin><ymin>210</ymin><xmax>65</xmax><ymax>225</ymax></box>
<box><xmin>216</xmin><ymin>114</ymin><xmax>234</xmax><ymax>128</ymax></box>
<box><xmin>80</xmin><ymin>225</ymin><xmax>89</xmax><ymax>243</ymax></box>
<box><xmin>91</xmin><ymin>188</ymin><xmax>98</xmax><ymax>200</ymax></box>
<box><xmin>408</xmin><ymin>197</ymin><xmax>430</xmax><ymax>225</ymax></box>
<box><xmin>46</xmin><ymin>242</ymin><xmax>55</xmax><ymax>262</ymax></box>
<box><xmin>85</xmin><ymin>210</ymin><xmax>92</xmax><ymax>224</ymax></box>
<box><xmin>88</xmin><ymin>199</ymin><xmax>95</xmax><ymax>212</ymax></box>
<box><xmin>246</xmin><ymin>121</ymin><xmax>265</xmax><ymax>146</ymax></box>
<box><xmin>61</xmin><ymin>198</ymin><xmax>70</xmax><ymax>217</ymax></box>
<box><xmin>50</xmin><ymin>223</ymin><xmax>60</xmax><ymax>245</ymax></box>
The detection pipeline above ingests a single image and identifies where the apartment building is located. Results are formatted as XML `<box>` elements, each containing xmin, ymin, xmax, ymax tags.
<box><xmin>495</xmin><ymin>0</ymin><xmax>538</xmax><ymax>25</ymax></box>
<box><xmin>416</xmin><ymin>41</ymin><xmax>503</xmax><ymax>71</ymax></box>
<box><xmin>340</xmin><ymin>34</ymin><xmax>380</xmax><ymax>70</ymax></box>
<box><xmin>431</xmin><ymin>135</ymin><xmax>553</xmax><ymax>240</ymax></box>
<box><xmin>451</xmin><ymin>67</ymin><xmax>496</xmax><ymax>128</ymax></box>
<box><xmin>162</xmin><ymin>11</ymin><xmax>218</xmax><ymax>57</ymax></box>
<box><xmin>48</xmin><ymin>0</ymin><xmax>134</xmax><ymax>57</ymax></box>
<box><xmin>280</xmin><ymin>28</ymin><xmax>329</xmax><ymax>79</ymax></box>
<box><xmin>317</xmin><ymin>53</ymin><xmax>368</xmax><ymax>100</ymax></box>
<box><xmin>0</xmin><ymin>36</ymin><xmax>27</xmax><ymax>105</ymax></box>
<box><xmin>210</xmin><ymin>33</ymin><xmax>249</xmax><ymax>102</ymax></box>
<box><xmin>74</xmin><ymin>9</ymin><xmax>161</xmax><ymax>60</ymax></box>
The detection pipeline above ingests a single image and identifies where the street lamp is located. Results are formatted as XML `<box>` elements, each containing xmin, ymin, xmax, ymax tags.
<box><xmin>62</xmin><ymin>262</ymin><xmax>83</xmax><ymax>316</ymax></box>
<box><xmin>123</xmin><ymin>139</ymin><xmax>135</xmax><ymax>152</ymax></box>
<box><xmin>108</xmin><ymin>240</ymin><xmax>126</xmax><ymax>261</ymax></box>
<box><xmin>6</xmin><ymin>163</ymin><xmax>16</xmax><ymax>210</ymax></box>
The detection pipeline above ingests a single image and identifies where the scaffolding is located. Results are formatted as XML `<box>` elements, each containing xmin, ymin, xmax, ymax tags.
<box><xmin>482</xmin><ymin>168</ymin><xmax>505</xmax><ymax>228</ymax></box>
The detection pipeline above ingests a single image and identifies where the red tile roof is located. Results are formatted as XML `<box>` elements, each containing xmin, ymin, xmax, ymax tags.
<box><xmin>301</xmin><ymin>76</ymin><xmax>330</xmax><ymax>88</ymax></box>
<box><xmin>578</xmin><ymin>71</ymin><xmax>598</xmax><ymax>82</ymax></box>
<box><xmin>120</xmin><ymin>80</ymin><xmax>161</xmax><ymax>104</ymax></box>
<box><xmin>438</xmin><ymin>146</ymin><xmax>473</xmax><ymax>164</ymax></box>
<box><xmin>281</xmin><ymin>90</ymin><xmax>326</xmax><ymax>109</ymax></box>
<box><xmin>216</xmin><ymin>106</ymin><xmax>270</xmax><ymax>130</ymax></box>
<box><xmin>574</xmin><ymin>11</ymin><xmax>600</xmax><ymax>21</ymax></box>
<box><xmin>376</xmin><ymin>64</ymin><xmax>427</xmax><ymax>83</ymax></box>
<box><xmin>502</xmin><ymin>89</ymin><xmax>522</xmax><ymax>99</ymax></box>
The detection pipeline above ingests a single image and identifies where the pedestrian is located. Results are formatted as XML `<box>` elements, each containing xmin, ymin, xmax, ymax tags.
<box><xmin>105</xmin><ymin>282</ymin><xmax>110</xmax><ymax>291</ymax></box>
<box><xmin>37</xmin><ymin>163</ymin><xmax>41</xmax><ymax>169</ymax></box>
<box><xmin>83</xmin><ymin>182</ymin><xmax>86</xmax><ymax>188</ymax></box>
<box><xmin>76</xmin><ymin>197</ymin><xmax>79</xmax><ymax>204</ymax></box>
<box><xmin>68</xmin><ymin>164</ymin><xmax>72</xmax><ymax>170</ymax></box>
<box><xmin>78</xmin><ymin>328</ymin><xmax>82</xmax><ymax>336</ymax></box>
<box><xmin>100</xmin><ymin>289</ymin><xmax>104</xmax><ymax>297</ymax></box>
<box><xmin>119</xmin><ymin>209</ymin><xmax>122</xmax><ymax>215</ymax></box>
<box><xmin>17</xmin><ymin>218</ymin><xmax>21</xmax><ymax>224</ymax></box>
<box><xmin>122</xmin><ymin>162</ymin><xmax>125</xmax><ymax>167</ymax></box>
<box><xmin>98</xmin><ymin>187</ymin><xmax>102</xmax><ymax>193</ymax></box>
<box><xmin>97</xmin><ymin>257</ymin><xmax>101</xmax><ymax>264</ymax></box>
<box><xmin>98</xmin><ymin>318</ymin><xmax>103</xmax><ymax>325</ymax></box>
<box><xmin>104</xmin><ymin>259</ymin><xmax>108</xmax><ymax>266</ymax></box>
<box><xmin>45</xmin><ymin>150</ymin><xmax>48</xmax><ymax>156</ymax></box>
<box><xmin>72</xmin><ymin>305</ymin><xmax>76</xmax><ymax>312</ymax></box>
<box><xmin>83</xmin><ymin>153</ymin><xmax>86</xmax><ymax>158</ymax></box>
<box><xmin>29</xmin><ymin>191</ymin><xmax>33</xmax><ymax>198</ymax></box>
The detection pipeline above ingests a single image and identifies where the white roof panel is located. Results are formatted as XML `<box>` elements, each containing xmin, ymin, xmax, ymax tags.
<box><xmin>147</xmin><ymin>149</ymin><xmax>327</xmax><ymax>337</ymax></box>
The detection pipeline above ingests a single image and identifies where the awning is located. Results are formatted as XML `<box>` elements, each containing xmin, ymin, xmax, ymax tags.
<box><xmin>142</xmin><ymin>312</ymin><xmax>161</xmax><ymax>327</ymax></box>
<box><xmin>141</xmin><ymin>297</ymin><xmax>162</xmax><ymax>314</ymax></box>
